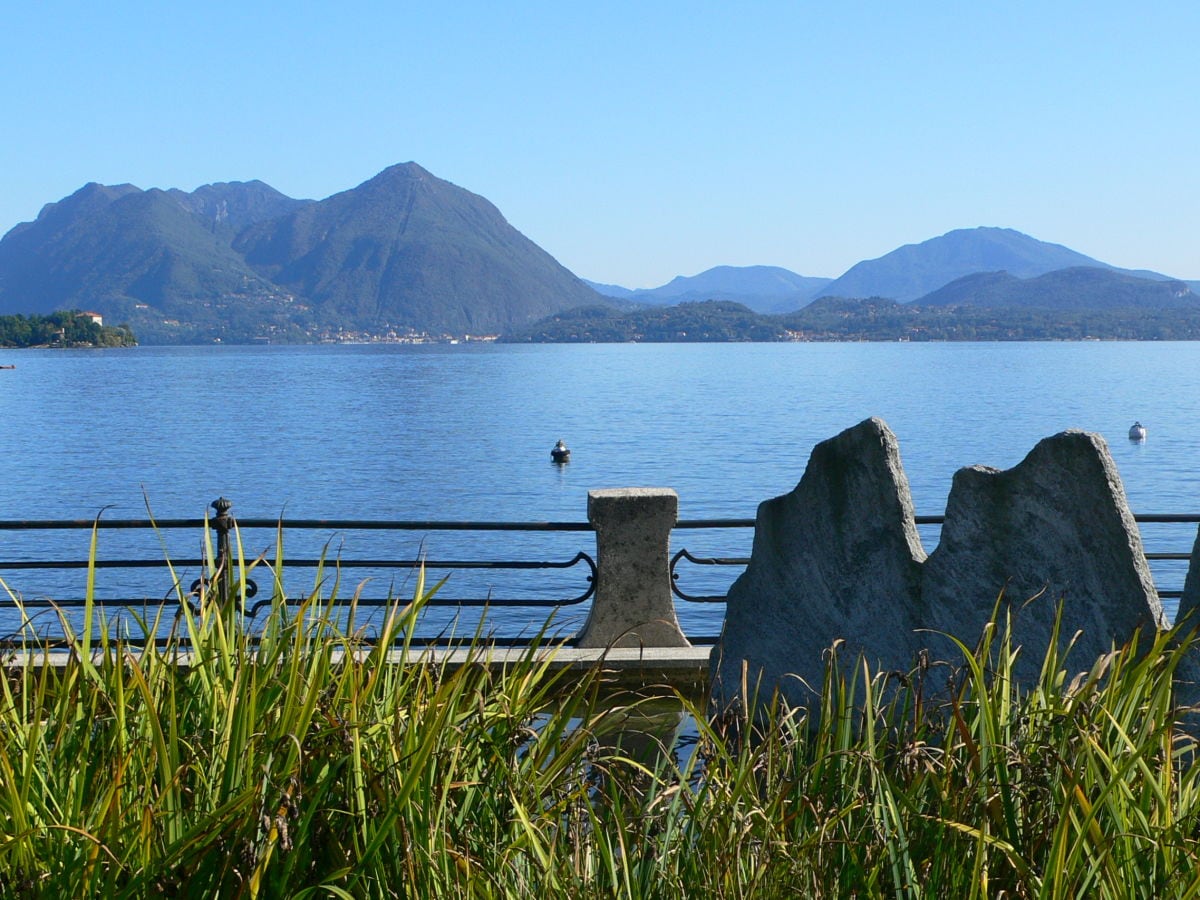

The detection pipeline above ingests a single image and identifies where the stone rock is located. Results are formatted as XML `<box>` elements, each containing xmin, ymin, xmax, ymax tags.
<box><xmin>1176</xmin><ymin>528</ymin><xmax>1200</xmax><ymax>631</ymax></box>
<box><xmin>710</xmin><ymin>417</ymin><xmax>926</xmax><ymax>711</ymax></box>
<box><xmin>1170</xmin><ymin>528</ymin><xmax>1200</xmax><ymax>708</ymax></box>
<box><xmin>921</xmin><ymin>430</ymin><xmax>1165</xmax><ymax>687</ymax></box>
<box><xmin>711</xmin><ymin>421</ymin><xmax>1168</xmax><ymax>714</ymax></box>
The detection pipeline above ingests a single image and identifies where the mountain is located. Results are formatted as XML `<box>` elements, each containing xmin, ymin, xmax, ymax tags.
<box><xmin>0</xmin><ymin>182</ymin><xmax>299</xmax><ymax>342</ymax></box>
<box><xmin>917</xmin><ymin>267</ymin><xmax>1200</xmax><ymax>310</ymax></box>
<box><xmin>234</xmin><ymin>163</ymin><xmax>601</xmax><ymax>334</ymax></box>
<box><xmin>816</xmin><ymin>227</ymin><xmax>1159</xmax><ymax>303</ymax></box>
<box><xmin>0</xmin><ymin>164</ymin><xmax>605</xmax><ymax>341</ymax></box>
<box><xmin>588</xmin><ymin>265</ymin><xmax>833</xmax><ymax>314</ymax></box>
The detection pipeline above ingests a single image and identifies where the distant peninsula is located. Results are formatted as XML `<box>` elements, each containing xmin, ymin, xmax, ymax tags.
<box><xmin>0</xmin><ymin>310</ymin><xmax>136</xmax><ymax>348</ymax></box>
<box><xmin>503</xmin><ymin>295</ymin><xmax>1200</xmax><ymax>344</ymax></box>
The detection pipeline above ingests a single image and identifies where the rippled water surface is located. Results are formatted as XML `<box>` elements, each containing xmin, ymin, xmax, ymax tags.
<box><xmin>2</xmin><ymin>341</ymin><xmax>1198</xmax><ymax>637</ymax></box>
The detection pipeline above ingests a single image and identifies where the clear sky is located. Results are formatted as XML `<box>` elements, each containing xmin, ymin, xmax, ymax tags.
<box><xmin>2</xmin><ymin>2</ymin><xmax>1197</xmax><ymax>287</ymax></box>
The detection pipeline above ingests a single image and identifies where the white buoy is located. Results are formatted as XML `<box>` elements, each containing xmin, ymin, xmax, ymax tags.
<box><xmin>1129</xmin><ymin>422</ymin><xmax>1146</xmax><ymax>441</ymax></box>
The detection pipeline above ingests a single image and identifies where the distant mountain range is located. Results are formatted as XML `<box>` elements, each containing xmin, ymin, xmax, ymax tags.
<box><xmin>816</xmin><ymin>227</ymin><xmax>1177</xmax><ymax>303</ymax></box>
<box><xmin>1</xmin><ymin>165</ymin><xmax>1197</xmax><ymax>344</ymax></box>
<box><xmin>589</xmin><ymin>227</ymin><xmax>1198</xmax><ymax>313</ymax></box>
<box><xmin>508</xmin><ymin>275</ymin><xmax>1200</xmax><ymax>344</ymax></box>
<box><xmin>584</xmin><ymin>266</ymin><xmax>833</xmax><ymax>314</ymax></box>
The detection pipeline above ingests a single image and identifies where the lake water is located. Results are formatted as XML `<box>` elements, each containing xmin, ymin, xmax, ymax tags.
<box><xmin>2</xmin><ymin>341</ymin><xmax>1199</xmax><ymax>640</ymax></box>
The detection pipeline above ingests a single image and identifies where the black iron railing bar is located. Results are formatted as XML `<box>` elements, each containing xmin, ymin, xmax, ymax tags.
<box><xmin>0</xmin><ymin>557</ymin><xmax>596</xmax><ymax>571</ymax></box>
<box><xmin>676</xmin><ymin>515</ymin><xmax>1200</xmax><ymax>527</ymax></box>
<box><xmin>0</xmin><ymin>634</ymin><xmax>591</xmax><ymax>650</ymax></box>
<box><xmin>6</xmin><ymin>594</ymin><xmax>593</xmax><ymax>610</ymax></box>
<box><xmin>665</xmin><ymin>551</ymin><xmax>1192</xmax><ymax>568</ymax></box>
<box><xmin>0</xmin><ymin>518</ymin><xmax>593</xmax><ymax>532</ymax></box>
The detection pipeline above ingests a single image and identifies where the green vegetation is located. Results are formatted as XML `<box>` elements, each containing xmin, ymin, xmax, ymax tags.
<box><xmin>0</xmin><ymin>310</ymin><xmax>136</xmax><ymax>347</ymax></box>
<box><xmin>3</xmin><ymin>532</ymin><xmax>1200</xmax><ymax>896</ymax></box>
<box><xmin>920</xmin><ymin>267</ymin><xmax>1198</xmax><ymax>311</ymax></box>
<box><xmin>505</xmin><ymin>300</ymin><xmax>793</xmax><ymax>342</ymax></box>
<box><xmin>780</xmin><ymin>297</ymin><xmax>1200</xmax><ymax>341</ymax></box>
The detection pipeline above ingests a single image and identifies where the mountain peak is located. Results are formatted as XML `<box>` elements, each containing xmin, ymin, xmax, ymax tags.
<box><xmin>35</xmin><ymin>182</ymin><xmax>141</xmax><ymax>223</ymax></box>
<box><xmin>819</xmin><ymin>227</ymin><xmax>1111</xmax><ymax>302</ymax></box>
<box><xmin>358</xmin><ymin>161</ymin><xmax>433</xmax><ymax>188</ymax></box>
<box><xmin>230</xmin><ymin>161</ymin><xmax>599</xmax><ymax>334</ymax></box>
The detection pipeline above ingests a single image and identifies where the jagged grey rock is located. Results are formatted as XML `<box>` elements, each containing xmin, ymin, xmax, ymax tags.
<box><xmin>710</xmin><ymin>417</ymin><xmax>926</xmax><ymax>711</ymax></box>
<box><xmin>1177</xmin><ymin>528</ymin><xmax>1200</xmax><ymax>631</ymax></box>
<box><xmin>1171</xmin><ymin>528</ymin><xmax>1200</xmax><ymax>708</ymax></box>
<box><xmin>921</xmin><ymin>429</ymin><xmax>1165</xmax><ymax>687</ymax></box>
<box><xmin>711</xmin><ymin>421</ymin><xmax>1169</xmax><ymax>714</ymax></box>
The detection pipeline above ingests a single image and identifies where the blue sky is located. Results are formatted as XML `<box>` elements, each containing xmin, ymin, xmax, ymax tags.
<box><xmin>2</xmin><ymin>2</ymin><xmax>1197</xmax><ymax>287</ymax></box>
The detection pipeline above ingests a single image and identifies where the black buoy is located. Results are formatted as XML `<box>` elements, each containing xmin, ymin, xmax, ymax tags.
<box><xmin>551</xmin><ymin>439</ymin><xmax>571</xmax><ymax>463</ymax></box>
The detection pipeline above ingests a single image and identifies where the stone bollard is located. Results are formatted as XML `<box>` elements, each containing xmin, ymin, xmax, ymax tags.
<box><xmin>575</xmin><ymin>488</ymin><xmax>691</xmax><ymax>649</ymax></box>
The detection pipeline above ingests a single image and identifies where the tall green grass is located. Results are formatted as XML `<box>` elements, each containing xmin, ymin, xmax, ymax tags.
<box><xmin>3</xmin><ymin>523</ymin><xmax>1200</xmax><ymax>897</ymax></box>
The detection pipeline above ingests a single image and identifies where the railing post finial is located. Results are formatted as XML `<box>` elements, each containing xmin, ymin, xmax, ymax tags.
<box><xmin>211</xmin><ymin>496</ymin><xmax>234</xmax><ymax>603</ymax></box>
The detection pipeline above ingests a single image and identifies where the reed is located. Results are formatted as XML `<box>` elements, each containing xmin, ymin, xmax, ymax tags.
<box><xmin>2</xmin><ymin>524</ymin><xmax>1200</xmax><ymax>898</ymax></box>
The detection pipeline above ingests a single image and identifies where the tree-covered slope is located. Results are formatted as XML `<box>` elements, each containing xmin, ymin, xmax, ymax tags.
<box><xmin>234</xmin><ymin>162</ymin><xmax>602</xmax><ymax>334</ymax></box>
<box><xmin>918</xmin><ymin>266</ymin><xmax>1200</xmax><ymax>309</ymax></box>
<box><xmin>503</xmin><ymin>300</ymin><xmax>793</xmax><ymax>342</ymax></box>
<box><xmin>0</xmin><ymin>184</ymin><xmax>290</xmax><ymax>322</ymax></box>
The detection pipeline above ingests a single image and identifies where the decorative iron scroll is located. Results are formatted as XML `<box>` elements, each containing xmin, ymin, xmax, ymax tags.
<box><xmin>670</xmin><ymin>547</ymin><xmax>750</xmax><ymax>603</ymax></box>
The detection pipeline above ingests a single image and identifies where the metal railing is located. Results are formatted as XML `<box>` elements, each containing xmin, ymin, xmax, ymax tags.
<box><xmin>0</xmin><ymin>498</ymin><xmax>599</xmax><ymax>648</ymax></box>
<box><xmin>2</xmin><ymin>500</ymin><xmax>1197</xmax><ymax>649</ymax></box>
